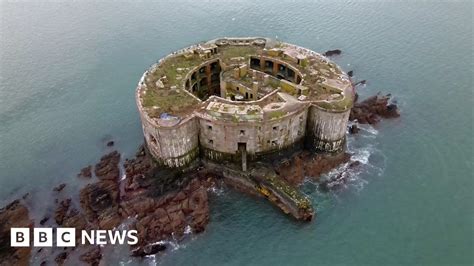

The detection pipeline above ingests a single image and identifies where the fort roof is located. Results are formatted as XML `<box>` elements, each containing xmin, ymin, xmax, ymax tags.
<box><xmin>136</xmin><ymin>37</ymin><xmax>353</xmax><ymax>127</ymax></box>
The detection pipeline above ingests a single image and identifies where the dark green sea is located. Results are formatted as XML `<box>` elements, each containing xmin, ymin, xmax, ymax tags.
<box><xmin>0</xmin><ymin>1</ymin><xmax>472</xmax><ymax>265</ymax></box>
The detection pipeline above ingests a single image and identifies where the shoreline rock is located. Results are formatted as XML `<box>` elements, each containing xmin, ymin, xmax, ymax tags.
<box><xmin>323</xmin><ymin>49</ymin><xmax>342</xmax><ymax>57</ymax></box>
<box><xmin>78</xmin><ymin>165</ymin><xmax>92</xmax><ymax>178</ymax></box>
<box><xmin>0</xmin><ymin>200</ymin><xmax>32</xmax><ymax>266</ymax></box>
<box><xmin>350</xmin><ymin>93</ymin><xmax>399</xmax><ymax>125</ymax></box>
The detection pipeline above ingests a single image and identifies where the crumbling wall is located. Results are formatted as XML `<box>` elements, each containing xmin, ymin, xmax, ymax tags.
<box><xmin>306</xmin><ymin>105</ymin><xmax>350</xmax><ymax>152</ymax></box>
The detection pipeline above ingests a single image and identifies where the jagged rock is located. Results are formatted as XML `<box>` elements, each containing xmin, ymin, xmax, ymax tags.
<box><xmin>123</xmin><ymin>173</ymin><xmax>210</xmax><ymax>256</ymax></box>
<box><xmin>94</xmin><ymin>151</ymin><xmax>120</xmax><ymax>180</ymax></box>
<box><xmin>39</xmin><ymin>216</ymin><xmax>49</xmax><ymax>225</ymax></box>
<box><xmin>350</xmin><ymin>93</ymin><xmax>400</xmax><ymax>124</ymax></box>
<box><xmin>54</xmin><ymin>252</ymin><xmax>68</xmax><ymax>265</ymax></box>
<box><xmin>275</xmin><ymin>152</ymin><xmax>350</xmax><ymax>185</ymax></box>
<box><xmin>53</xmin><ymin>183</ymin><xmax>66</xmax><ymax>192</ymax></box>
<box><xmin>78</xmin><ymin>165</ymin><xmax>92</xmax><ymax>178</ymax></box>
<box><xmin>131</xmin><ymin>243</ymin><xmax>166</xmax><ymax>257</ymax></box>
<box><xmin>353</xmin><ymin>80</ymin><xmax>366</xmax><ymax>86</ymax></box>
<box><xmin>54</xmin><ymin>198</ymin><xmax>71</xmax><ymax>225</ymax></box>
<box><xmin>349</xmin><ymin>124</ymin><xmax>360</xmax><ymax>134</ymax></box>
<box><xmin>80</xmin><ymin>247</ymin><xmax>102</xmax><ymax>266</ymax></box>
<box><xmin>0</xmin><ymin>200</ymin><xmax>32</xmax><ymax>266</ymax></box>
<box><xmin>80</xmin><ymin>180</ymin><xmax>120</xmax><ymax>229</ymax></box>
<box><xmin>347</xmin><ymin>70</ymin><xmax>353</xmax><ymax>77</ymax></box>
<box><xmin>323</xmin><ymin>49</ymin><xmax>342</xmax><ymax>57</ymax></box>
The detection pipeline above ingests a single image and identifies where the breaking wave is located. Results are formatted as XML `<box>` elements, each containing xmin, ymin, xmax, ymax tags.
<box><xmin>304</xmin><ymin>123</ymin><xmax>387</xmax><ymax>198</ymax></box>
<box><xmin>208</xmin><ymin>186</ymin><xmax>226</xmax><ymax>196</ymax></box>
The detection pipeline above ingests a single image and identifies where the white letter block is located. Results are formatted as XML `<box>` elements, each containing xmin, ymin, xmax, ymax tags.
<box><xmin>34</xmin><ymin>228</ymin><xmax>53</xmax><ymax>247</ymax></box>
<box><xmin>11</xmin><ymin>228</ymin><xmax>30</xmax><ymax>247</ymax></box>
<box><xmin>57</xmin><ymin>228</ymin><xmax>76</xmax><ymax>247</ymax></box>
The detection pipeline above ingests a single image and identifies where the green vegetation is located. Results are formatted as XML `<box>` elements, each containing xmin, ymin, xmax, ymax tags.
<box><xmin>140</xmin><ymin>40</ymin><xmax>353</xmax><ymax>117</ymax></box>
<box><xmin>141</xmin><ymin>88</ymin><xmax>199</xmax><ymax>116</ymax></box>
<box><xmin>268</xmin><ymin>110</ymin><xmax>287</xmax><ymax>119</ymax></box>
<box><xmin>314</xmin><ymin>92</ymin><xmax>353</xmax><ymax>111</ymax></box>
<box><xmin>261</xmin><ymin>173</ymin><xmax>312</xmax><ymax>210</ymax></box>
<box><xmin>219</xmin><ymin>45</ymin><xmax>259</xmax><ymax>61</ymax></box>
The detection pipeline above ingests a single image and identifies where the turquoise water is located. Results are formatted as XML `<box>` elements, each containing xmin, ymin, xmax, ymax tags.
<box><xmin>1</xmin><ymin>1</ymin><xmax>472</xmax><ymax>265</ymax></box>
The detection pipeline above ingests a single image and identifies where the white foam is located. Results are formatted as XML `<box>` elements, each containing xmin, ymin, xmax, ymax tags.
<box><xmin>184</xmin><ymin>225</ymin><xmax>192</xmax><ymax>235</ymax></box>
<box><xmin>208</xmin><ymin>186</ymin><xmax>225</xmax><ymax>196</ymax></box>
<box><xmin>351</xmin><ymin>147</ymin><xmax>371</xmax><ymax>165</ymax></box>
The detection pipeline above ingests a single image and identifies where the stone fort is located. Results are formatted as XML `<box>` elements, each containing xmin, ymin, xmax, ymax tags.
<box><xmin>135</xmin><ymin>37</ymin><xmax>353</xmax><ymax>170</ymax></box>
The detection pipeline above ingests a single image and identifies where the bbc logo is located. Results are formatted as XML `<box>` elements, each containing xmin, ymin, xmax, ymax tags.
<box><xmin>11</xmin><ymin>228</ymin><xmax>76</xmax><ymax>247</ymax></box>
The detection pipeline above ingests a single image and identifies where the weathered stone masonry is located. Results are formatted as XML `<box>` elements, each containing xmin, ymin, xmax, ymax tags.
<box><xmin>136</xmin><ymin>37</ymin><xmax>354</xmax><ymax>168</ymax></box>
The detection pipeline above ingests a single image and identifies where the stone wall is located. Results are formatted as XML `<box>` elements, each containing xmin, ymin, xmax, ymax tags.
<box><xmin>199</xmin><ymin>107</ymin><xmax>307</xmax><ymax>161</ymax></box>
<box><xmin>306</xmin><ymin>105</ymin><xmax>350</xmax><ymax>152</ymax></box>
<box><xmin>141</xmin><ymin>116</ymin><xmax>199</xmax><ymax>168</ymax></box>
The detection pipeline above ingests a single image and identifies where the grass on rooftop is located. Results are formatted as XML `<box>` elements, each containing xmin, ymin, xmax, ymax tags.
<box><xmin>142</xmin><ymin>88</ymin><xmax>199</xmax><ymax>116</ymax></box>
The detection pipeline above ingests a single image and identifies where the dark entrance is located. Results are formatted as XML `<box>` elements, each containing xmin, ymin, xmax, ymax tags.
<box><xmin>238</xmin><ymin>142</ymin><xmax>247</xmax><ymax>171</ymax></box>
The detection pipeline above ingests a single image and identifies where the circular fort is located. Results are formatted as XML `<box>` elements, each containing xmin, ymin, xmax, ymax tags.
<box><xmin>136</xmin><ymin>37</ymin><xmax>354</xmax><ymax>169</ymax></box>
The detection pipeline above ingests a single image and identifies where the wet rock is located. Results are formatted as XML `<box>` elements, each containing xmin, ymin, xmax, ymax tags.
<box><xmin>276</xmin><ymin>152</ymin><xmax>351</xmax><ymax>185</ymax></box>
<box><xmin>349</xmin><ymin>124</ymin><xmax>360</xmax><ymax>134</ymax></box>
<box><xmin>80</xmin><ymin>180</ymin><xmax>120</xmax><ymax>229</ymax></box>
<box><xmin>131</xmin><ymin>243</ymin><xmax>166</xmax><ymax>257</ymax></box>
<box><xmin>320</xmin><ymin>175</ymin><xmax>344</xmax><ymax>191</ymax></box>
<box><xmin>54</xmin><ymin>252</ymin><xmax>68</xmax><ymax>265</ymax></box>
<box><xmin>106</xmin><ymin>141</ymin><xmax>114</xmax><ymax>147</ymax></box>
<box><xmin>80</xmin><ymin>247</ymin><xmax>102</xmax><ymax>266</ymax></box>
<box><xmin>323</xmin><ymin>49</ymin><xmax>342</xmax><ymax>57</ymax></box>
<box><xmin>275</xmin><ymin>155</ymin><xmax>305</xmax><ymax>186</ymax></box>
<box><xmin>39</xmin><ymin>216</ymin><xmax>49</xmax><ymax>225</ymax></box>
<box><xmin>78</xmin><ymin>165</ymin><xmax>92</xmax><ymax>178</ymax></box>
<box><xmin>53</xmin><ymin>183</ymin><xmax>66</xmax><ymax>192</ymax></box>
<box><xmin>353</xmin><ymin>80</ymin><xmax>366</xmax><ymax>86</ymax></box>
<box><xmin>54</xmin><ymin>198</ymin><xmax>71</xmax><ymax>225</ymax></box>
<box><xmin>124</xmin><ymin>173</ymin><xmax>210</xmax><ymax>256</ymax></box>
<box><xmin>0</xmin><ymin>200</ymin><xmax>32</xmax><ymax>266</ymax></box>
<box><xmin>350</xmin><ymin>93</ymin><xmax>400</xmax><ymax>124</ymax></box>
<box><xmin>347</xmin><ymin>70</ymin><xmax>354</xmax><ymax>77</ymax></box>
<box><xmin>94</xmin><ymin>151</ymin><xmax>120</xmax><ymax>180</ymax></box>
<box><xmin>348</xmin><ymin>160</ymin><xmax>361</xmax><ymax>168</ymax></box>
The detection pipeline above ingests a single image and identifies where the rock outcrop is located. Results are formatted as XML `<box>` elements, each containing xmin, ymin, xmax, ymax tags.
<box><xmin>323</xmin><ymin>49</ymin><xmax>342</xmax><ymax>57</ymax></box>
<box><xmin>350</xmin><ymin>93</ymin><xmax>399</xmax><ymax>124</ymax></box>
<box><xmin>0</xmin><ymin>200</ymin><xmax>32</xmax><ymax>266</ymax></box>
<box><xmin>275</xmin><ymin>151</ymin><xmax>351</xmax><ymax>186</ymax></box>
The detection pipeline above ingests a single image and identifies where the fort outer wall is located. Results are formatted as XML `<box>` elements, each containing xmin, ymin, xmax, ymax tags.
<box><xmin>137</xmin><ymin>93</ymin><xmax>200</xmax><ymax>168</ymax></box>
<box><xmin>306</xmin><ymin>105</ymin><xmax>350</xmax><ymax>152</ymax></box>
<box><xmin>197</xmin><ymin>104</ymin><xmax>308</xmax><ymax>163</ymax></box>
<box><xmin>138</xmin><ymin>100</ymin><xmax>350</xmax><ymax>168</ymax></box>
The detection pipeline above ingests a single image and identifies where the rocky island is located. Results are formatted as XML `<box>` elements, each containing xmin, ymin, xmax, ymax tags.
<box><xmin>0</xmin><ymin>37</ymin><xmax>399</xmax><ymax>265</ymax></box>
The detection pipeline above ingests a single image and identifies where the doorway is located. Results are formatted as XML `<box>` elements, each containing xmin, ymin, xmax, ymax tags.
<box><xmin>238</xmin><ymin>142</ymin><xmax>247</xmax><ymax>171</ymax></box>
